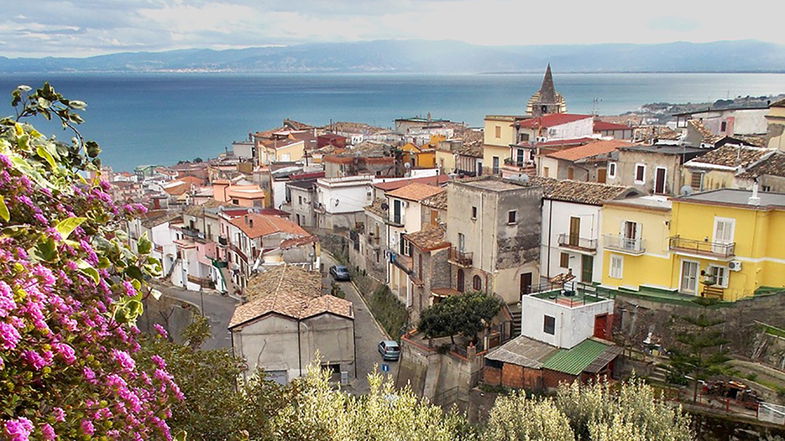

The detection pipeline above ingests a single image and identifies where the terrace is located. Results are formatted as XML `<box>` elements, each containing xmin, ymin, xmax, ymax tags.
<box><xmin>527</xmin><ymin>282</ymin><xmax>614</xmax><ymax>308</ymax></box>
<box><xmin>669</xmin><ymin>236</ymin><xmax>735</xmax><ymax>260</ymax></box>
<box><xmin>448</xmin><ymin>247</ymin><xmax>473</xmax><ymax>268</ymax></box>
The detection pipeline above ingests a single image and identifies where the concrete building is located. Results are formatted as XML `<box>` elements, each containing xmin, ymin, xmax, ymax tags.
<box><xmin>514</xmin><ymin>114</ymin><xmax>594</xmax><ymax>146</ymax></box>
<box><xmin>538</xmin><ymin>140</ymin><xmax>633</xmax><ymax>183</ymax></box>
<box><xmin>606</xmin><ymin>143</ymin><xmax>709</xmax><ymax>195</ymax></box>
<box><xmin>534</xmin><ymin>177</ymin><xmax>640</xmax><ymax>286</ymax></box>
<box><xmin>483</xmin><ymin>115</ymin><xmax>519</xmax><ymax>175</ymax></box>
<box><xmin>314</xmin><ymin>175</ymin><xmax>374</xmax><ymax>230</ymax></box>
<box><xmin>767</xmin><ymin>99</ymin><xmax>785</xmax><ymax>150</ymax></box>
<box><xmin>401</xmin><ymin>225</ymin><xmax>452</xmax><ymax>322</ymax></box>
<box><xmin>593</xmin><ymin>120</ymin><xmax>634</xmax><ymax>140</ymax></box>
<box><xmin>675</xmin><ymin>106</ymin><xmax>769</xmax><ymax>137</ymax></box>
<box><xmin>229</xmin><ymin>265</ymin><xmax>355</xmax><ymax>384</ymax></box>
<box><xmin>445</xmin><ymin>177</ymin><xmax>542</xmax><ymax>304</ymax></box>
<box><xmin>283</xmin><ymin>179</ymin><xmax>318</xmax><ymax>227</ymax></box>
<box><xmin>682</xmin><ymin>144</ymin><xmax>775</xmax><ymax>192</ymax></box>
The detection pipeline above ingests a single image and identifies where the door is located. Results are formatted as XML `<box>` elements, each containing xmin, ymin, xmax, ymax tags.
<box><xmin>457</xmin><ymin>269</ymin><xmax>465</xmax><ymax>292</ymax></box>
<box><xmin>569</xmin><ymin>217</ymin><xmax>581</xmax><ymax>246</ymax></box>
<box><xmin>680</xmin><ymin>260</ymin><xmax>699</xmax><ymax>294</ymax></box>
<box><xmin>520</xmin><ymin>272</ymin><xmax>533</xmax><ymax>295</ymax></box>
<box><xmin>597</xmin><ymin>168</ymin><xmax>607</xmax><ymax>183</ymax></box>
<box><xmin>593</xmin><ymin>314</ymin><xmax>609</xmax><ymax>339</ymax></box>
<box><xmin>623</xmin><ymin>221</ymin><xmax>639</xmax><ymax>250</ymax></box>
<box><xmin>581</xmin><ymin>255</ymin><xmax>594</xmax><ymax>283</ymax></box>
<box><xmin>654</xmin><ymin>167</ymin><xmax>666</xmax><ymax>194</ymax></box>
<box><xmin>713</xmin><ymin>218</ymin><xmax>735</xmax><ymax>254</ymax></box>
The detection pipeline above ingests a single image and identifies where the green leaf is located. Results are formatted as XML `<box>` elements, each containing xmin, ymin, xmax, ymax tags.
<box><xmin>0</xmin><ymin>196</ymin><xmax>9</xmax><ymax>222</ymax></box>
<box><xmin>36</xmin><ymin>145</ymin><xmax>56</xmax><ymax>169</ymax></box>
<box><xmin>126</xmin><ymin>265</ymin><xmax>144</xmax><ymax>281</ymax></box>
<box><xmin>80</xmin><ymin>266</ymin><xmax>100</xmax><ymax>284</ymax></box>
<box><xmin>55</xmin><ymin>217</ymin><xmax>86</xmax><ymax>239</ymax></box>
<box><xmin>34</xmin><ymin>237</ymin><xmax>58</xmax><ymax>262</ymax></box>
<box><xmin>137</xmin><ymin>233</ymin><xmax>152</xmax><ymax>255</ymax></box>
<box><xmin>150</xmin><ymin>288</ymin><xmax>162</xmax><ymax>301</ymax></box>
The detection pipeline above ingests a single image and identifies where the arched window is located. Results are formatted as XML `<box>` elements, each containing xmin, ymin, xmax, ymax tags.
<box><xmin>457</xmin><ymin>269</ymin><xmax>465</xmax><ymax>292</ymax></box>
<box><xmin>472</xmin><ymin>275</ymin><xmax>482</xmax><ymax>291</ymax></box>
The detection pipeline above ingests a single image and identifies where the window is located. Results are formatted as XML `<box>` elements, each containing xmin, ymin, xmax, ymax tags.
<box><xmin>543</xmin><ymin>166</ymin><xmax>550</xmax><ymax>177</ymax></box>
<box><xmin>472</xmin><ymin>275</ymin><xmax>482</xmax><ymax>291</ymax></box>
<box><xmin>520</xmin><ymin>133</ymin><xmax>530</xmax><ymax>142</ymax></box>
<box><xmin>232</xmin><ymin>199</ymin><xmax>239</xmax><ymax>205</ymax></box>
<box><xmin>560</xmin><ymin>252</ymin><xmax>570</xmax><ymax>268</ymax></box>
<box><xmin>691</xmin><ymin>172</ymin><xmax>704</xmax><ymax>191</ymax></box>
<box><xmin>720</xmin><ymin>121</ymin><xmax>727</xmax><ymax>132</ymax></box>
<box><xmin>495</xmin><ymin>126</ymin><xmax>501</xmax><ymax>138</ymax></box>
<box><xmin>298</xmin><ymin>196</ymin><xmax>302</xmax><ymax>205</ymax></box>
<box><xmin>634</xmin><ymin>164</ymin><xmax>646</xmax><ymax>183</ymax></box>
<box><xmin>471</xmin><ymin>206</ymin><xmax>477</xmax><ymax>219</ymax></box>
<box><xmin>707</xmin><ymin>265</ymin><xmax>729</xmax><ymax>288</ymax></box>
<box><xmin>609</xmin><ymin>254</ymin><xmax>624</xmax><ymax>279</ymax></box>
<box><xmin>567</xmin><ymin>167</ymin><xmax>574</xmax><ymax>180</ymax></box>
<box><xmin>507</xmin><ymin>210</ymin><xmax>517</xmax><ymax>224</ymax></box>
<box><xmin>458</xmin><ymin>233</ymin><xmax>465</xmax><ymax>252</ymax></box>
<box><xmin>392</xmin><ymin>199</ymin><xmax>402</xmax><ymax>224</ymax></box>
<box><xmin>399</xmin><ymin>235</ymin><xmax>411</xmax><ymax>256</ymax></box>
<box><xmin>516</xmin><ymin>148</ymin><xmax>525</xmax><ymax>165</ymax></box>
<box><xmin>608</xmin><ymin>162</ymin><xmax>617</xmax><ymax>178</ymax></box>
<box><xmin>763</xmin><ymin>185</ymin><xmax>772</xmax><ymax>192</ymax></box>
<box><xmin>543</xmin><ymin>315</ymin><xmax>556</xmax><ymax>335</ymax></box>
<box><xmin>713</xmin><ymin>217</ymin><xmax>735</xmax><ymax>245</ymax></box>
<box><xmin>492</xmin><ymin>156</ymin><xmax>500</xmax><ymax>175</ymax></box>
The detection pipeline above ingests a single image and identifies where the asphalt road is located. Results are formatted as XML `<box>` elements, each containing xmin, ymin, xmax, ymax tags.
<box><xmin>322</xmin><ymin>254</ymin><xmax>399</xmax><ymax>394</ymax></box>
<box><xmin>154</xmin><ymin>284</ymin><xmax>240</xmax><ymax>350</ymax></box>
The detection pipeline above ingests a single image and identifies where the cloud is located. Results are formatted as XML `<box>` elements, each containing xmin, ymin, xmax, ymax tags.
<box><xmin>0</xmin><ymin>0</ymin><xmax>783</xmax><ymax>57</ymax></box>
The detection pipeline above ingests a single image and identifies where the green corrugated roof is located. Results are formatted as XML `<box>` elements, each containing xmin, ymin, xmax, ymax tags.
<box><xmin>541</xmin><ymin>339</ymin><xmax>610</xmax><ymax>376</ymax></box>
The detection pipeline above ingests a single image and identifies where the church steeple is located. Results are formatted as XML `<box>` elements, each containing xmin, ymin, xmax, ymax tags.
<box><xmin>526</xmin><ymin>64</ymin><xmax>567</xmax><ymax>116</ymax></box>
<box><xmin>539</xmin><ymin>63</ymin><xmax>557</xmax><ymax>104</ymax></box>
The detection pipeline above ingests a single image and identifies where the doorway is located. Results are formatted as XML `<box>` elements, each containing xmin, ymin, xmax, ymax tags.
<box><xmin>457</xmin><ymin>269</ymin><xmax>465</xmax><ymax>292</ymax></box>
<box><xmin>680</xmin><ymin>260</ymin><xmax>699</xmax><ymax>294</ymax></box>
<box><xmin>581</xmin><ymin>255</ymin><xmax>594</xmax><ymax>283</ymax></box>
<box><xmin>597</xmin><ymin>168</ymin><xmax>607</xmax><ymax>183</ymax></box>
<box><xmin>569</xmin><ymin>217</ymin><xmax>581</xmax><ymax>246</ymax></box>
<box><xmin>594</xmin><ymin>314</ymin><xmax>609</xmax><ymax>339</ymax></box>
<box><xmin>520</xmin><ymin>272</ymin><xmax>533</xmax><ymax>295</ymax></box>
<box><xmin>654</xmin><ymin>167</ymin><xmax>667</xmax><ymax>194</ymax></box>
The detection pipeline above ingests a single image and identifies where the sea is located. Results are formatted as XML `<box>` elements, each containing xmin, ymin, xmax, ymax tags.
<box><xmin>1</xmin><ymin>72</ymin><xmax>785</xmax><ymax>171</ymax></box>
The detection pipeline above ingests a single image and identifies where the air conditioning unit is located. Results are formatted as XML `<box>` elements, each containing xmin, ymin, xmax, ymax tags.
<box><xmin>536</xmin><ymin>136</ymin><xmax>548</xmax><ymax>143</ymax></box>
<box><xmin>729</xmin><ymin>260</ymin><xmax>742</xmax><ymax>272</ymax></box>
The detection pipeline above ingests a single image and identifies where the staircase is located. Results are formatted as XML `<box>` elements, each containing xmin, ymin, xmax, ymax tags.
<box><xmin>509</xmin><ymin>308</ymin><xmax>522</xmax><ymax>337</ymax></box>
<box><xmin>649</xmin><ymin>364</ymin><xmax>670</xmax><ymax>383</ymax></box>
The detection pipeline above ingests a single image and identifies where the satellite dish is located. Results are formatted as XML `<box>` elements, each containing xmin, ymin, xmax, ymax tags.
<box><xmin>680</xmin><ymin>185</ymin><xmax>693</xmax><ymax>196</ymax></box>
<box><xmin>380</xmin><ymin>202</ymin><xmax>389</xmax><ymax>210</ymax></box>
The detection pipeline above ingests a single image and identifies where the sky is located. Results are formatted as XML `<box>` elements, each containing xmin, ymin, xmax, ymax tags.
<box><xmin>2</xmin><ymin>0</ymin><xmax>784</xmax><ymax>58</ymax></box>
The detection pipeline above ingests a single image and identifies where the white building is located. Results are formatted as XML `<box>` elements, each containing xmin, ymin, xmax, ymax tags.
<box><xmin>535</xmin><ymin>178</ymin><xmax>639</xmax><ymax>285</ymax></box>
<box><xmin>314</xmin><ymin>175</ymin><xmax>374</xmax><ymax>230</ymax></box>
<box><xmin>516</xmin><ymin>114</ymin><xmax>594</xmax><ymax>144</ymax></box>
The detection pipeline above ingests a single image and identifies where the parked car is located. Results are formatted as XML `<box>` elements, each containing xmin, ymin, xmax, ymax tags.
<box><xmin>329</xmin><ymin>265</ymin><xmax>351</xmax><ymax>281</ymax></box>
<box><xmin>378</xmin><ymin>340</ymin><xmax>400</xmax><ymax>361</ymax></box>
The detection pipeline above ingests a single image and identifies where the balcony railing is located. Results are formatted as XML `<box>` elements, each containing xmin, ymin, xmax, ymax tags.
<box><xmin>524</xmin><ymin>281</ymin><xmax>615</xmax><ymax>308</ymax></box>
<box><xmin>181</xmin><ymin>227</ymin><xmax>206</xmax><ymax>242</ymax></box>
<box><xmin>557</xmin><ymin>233</ymin><xmax>598</xmax><ymax>251</ymax></box>
<box><xmin>603</xmin><ymin>234</ymin><xmax>645</xmax><ymax>254</ymax></box>
<box><xmin>448</xmin><ymin>247</ymin><xmax>473</xmax><ymax>268</ymax></box>
<box><xmin>669</xmin><ymin>236</ymin><xmax>735</xmax><ymax>259</ymax></box>
<box><xmin>217</xmin><ymin>236</ymin><xmax>228</xmax><ymax>246</ymax></box>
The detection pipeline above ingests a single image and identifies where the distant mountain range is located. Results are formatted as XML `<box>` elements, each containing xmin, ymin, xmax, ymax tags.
<box><xmin>3</xmin><ymin>40</ymin><xmax>785</xmax><ymax>74</ymax></box>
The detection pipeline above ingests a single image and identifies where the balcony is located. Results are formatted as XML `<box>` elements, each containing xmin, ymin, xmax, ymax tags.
<box><xmin>181</xmin><ymin>227</ymin><xmax>206</xmax><ymax>243</ymax></box>
<box><xmin>526</xmin><ymin>281</ymin><xmax>614</xmax><ymax>308</ymax></box>
<box><xmin>669</xmin><ymin>236</ymin><xmax>735</xmax><ymax>260</ymax></box>
<box><xmin>557</xmin><ymin>233</ymin><xmax>598</xmax><ymax>253</ymax></box>
<box><xmin>217</xmin><ymin>236</ymin><xmax>228</xmax><ymax>247</ymax></box>
<box><xmin>448</xmin><ymin>247</ymin><xmax>473</xmax><ymax>268</ymax></box>
<box><xmin>603</xmin><ymin>234</ymin><xmax>645</xmax><ymax>255</ymax></box>
<box><xmin>389</xmin><ymin>251</ymin><xmax>413</xmax><ymax>274</ymax></box>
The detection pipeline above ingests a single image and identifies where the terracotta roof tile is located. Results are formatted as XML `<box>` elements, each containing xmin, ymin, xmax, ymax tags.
<box><xmin>229</xmin><ymin>265</ymin><xmax>353</xmax><ymax>328</ymax></box>
<box><xmin>365</xmin><ymin>199</ymin><xmax>387</xmax><ymax>217</ymax></box>
<box><xmin>546</xmin><ymin>140</ymin><xmax>634</xmax><ymax>161</ymax></box>
<box><xmin>230</xmin><ymin>214</ymin><xmax>310</xmax><ymax>239</ymax></box>
<box><xmin>421</xmin><ymin>191</ymin><xmax>447</xmax><ymax>210</ymax></box>
<box><xmin>593</xmin><ymin>120</ymin><xmax>632</xmax><ymax>131</ymax></box>
<box><xmin>688</xmin><ymin>119</ymin><xmax>723</xmax><ymax>144</ymax></box>
<box><xmin>737</xmin><ymin>151</ymin><xmax>785</xmax><ymax>179</ymax></box>
<box><xmin>531</xmin><ymin>177</ymin><xmax>639</xmax><ymax>205</ymax></box>
<box><xmin>386</xmin><ymin>183</ymin><xmax>444</xmax><ymax>202</ymax></box>
<box><xmin>685</xmin><ymin>144</ymin><xmax>773</xmax><ymax>169</ymax></box>
<box><xmin>517</xmin><ymin>114</ymin><xmax>593</xmax><ymax>129</ymax></box>
<box><xmin>373</xmin><ymin>175</ymin><xmax>450</xmax><ymax>191</ymax></box>
<box><xmin>404</xmin><ymin>225</ymin><xmax>448</xmax><ymax>251</ymax></box>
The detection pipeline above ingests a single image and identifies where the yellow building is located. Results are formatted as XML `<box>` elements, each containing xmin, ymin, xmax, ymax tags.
<box><xmin>601</xmin><ymin>196</ymin><xmax>673</xmax><ymax>291</ymax></box>
<box><xmin>767</xmin><ymin>99</ymin><xmax>785</xmax><ymax>151</ymax></box>
<box><xmin>601</xmin><ymin>188</ymin><xmax>785</xmax><ymax>302</ymax></box>
<box><xmin>483</xmin><ymin>115</ymin><xmax>518</xmax><ymax>175</ymax></box>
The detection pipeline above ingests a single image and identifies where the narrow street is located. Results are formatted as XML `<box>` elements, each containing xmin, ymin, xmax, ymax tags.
<box><xmin>153</xmin><ymin>283</ymin><xmax>240</xmax><ymax>350</ymax></box>
<box><xmin>321</xmin><ymin>253</ymin><xmax>399</xmax><ymax>394</ymax></box>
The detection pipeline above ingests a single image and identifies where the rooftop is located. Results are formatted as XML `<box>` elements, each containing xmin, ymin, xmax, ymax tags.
<box><xmin>404</xmin><ymin>225</ymin><xmax>448</xmax><ymax>251</ymax></box>
<box><xmin>517</xmin><ymin>137</ymin><xmax>594</xmax><ymax>149</ymax></box>
<box><xmin>604</xmin><ymin>195</ymin><xmax>672</xmax><ymax>212</ymax></box>
<box><xmin>364</xmin><ymin>199</ymin><xmax>387</xmax><ymax>218</ymax></box>
<box><xmin>546</xmin><ymin>139</ymin><xmax>633</xmax><ymax>162</ymax></box>
<box><xmin>229</xmin><ymin>265</ymin><xmax>352</xmax><ymax>328</ymax></box>
<box><xmin>458</xmin><ymin>176</ymin><xmax>530</xmax><ymax>192</ymax></box>
<box><xmin>541</xmin><ymin>338</ymin><xmax>621</xmax><ymax>375</ymax></box>
<box><xmin>674</xmin><ymin>188</ymin><xmax>785</xmax><ymax>209</ymax></box>
<box><xmin>373</xmin><ymin>174</ymin><xmax>449</xmax><ymax>192</ymax></box>
<box><xmin>386</xmin><ymin>183</ymin><xmax>444</xmax><ymax>202</ymax></box>
<box><xmin>229</xmin><ymin>213</ymin><xmax>310</xmax><ymax>239</ymax></box>
<box><xmin>620</xmin><ymin>144</ymin><xmax>707</xmax><ymax>155</ymax></box>
<box><xmin>421</xmin><ymin>191</ymin><xmax>448</xmax><ymax>210</ymax></box>
<box><xmin>593</xmin><ymin>120</ymin><xmax>632</xmax><ymax>131</ymax></box>
<box><xmin>739</xmin><ymin>151</ymin><xmax>785</xmax><ymax>179</ymax></box>
<box><xmin>485</xmin><ymin>336</ymin><xmax>559</xmax><ymax>369</ymax></box>
<box><xmin>517</xmin><ymin>113</ymin><xmax>593</xmax><ymax>129</ymax></box>
<box><xmin>531</xmin><ymin>177</ymin><xmax>639</xmax><ymax>206</ymax></box>
<box><xmin>684</xmin><ymin>144</ymin><xmax>773</xmax><ymax>170</ymax></box>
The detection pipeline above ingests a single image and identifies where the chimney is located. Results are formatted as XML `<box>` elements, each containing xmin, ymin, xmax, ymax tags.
<box><xmin>749</xmin><ymin>181</ymin><xmax>761</xmax><ymax>206</ymax></box>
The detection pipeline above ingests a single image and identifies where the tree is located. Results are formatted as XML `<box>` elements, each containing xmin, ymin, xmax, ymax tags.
<box><xmin>417</xmin><ymin>291</ymin><xmax>502</xmax><ymax>344</ymax></box>
<box><xmin>0</xmin><ymin>84</ymin><xmax>180</xmax><ymax>439</ymax></box>
<box><xmin>668</xmin><ymin>306</ymin><xmax>731</xmax><ymax>402</ymax></box>
<box><xmin>483</xmin><ymin>378</ymin><xmax>693</xmax><ymax>441</ymax></box>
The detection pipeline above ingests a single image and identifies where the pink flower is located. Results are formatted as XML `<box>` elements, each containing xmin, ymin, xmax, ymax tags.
<box><xmin>112</xmin><ymin>349</ymin><xmax>136</xmax><ymax>373</ymax></box>
<box><xmin>79</xmin><ymin>419</ymin><xmax>94</xmax><ymax>436</ymax></box>
<box><xmin>3</xmin><ymin>417</ymin><xmax>33</xmax><ymax>441</ymax></box>
<box><xmin>0</xmin><ymin>281</ymin><xmax>15</xmax><ymax>317</ymax></box>
<box><xmin>122</xmin><ymin>281</ymin><xmax>136</xmax><ymax>297</ymax></box>
<box><xmin>53</xmin><ymin>342</ymin><xmax>76</xmax><ymax>364</ymax></box>
<box><xmin>0</xmin><ymin>322</ymin><xmax>21</xmax><ymax>350</ymax></box>
<box><xmin>40</xmin><ymin>423</ymin><xmax>56</xmax><ymax>440</ymax></box>
<box><xmin>53</xmin><ymin>408</ymin><xmax>65</xmax><ymax>423</ymax></box>
<box><xmin>153</xmin><ymin>324</ymin><xmax>168</xmax><ymax>339</ymax></box>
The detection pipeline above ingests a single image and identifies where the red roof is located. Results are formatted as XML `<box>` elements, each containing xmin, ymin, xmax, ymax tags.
<box><xmin>593</xmin><ymin>121</ymin><xmax>632</xmax><ymax>132</ymax></box>
<box><xmin>290</xmin><ymin>171</ymin><xmax>325</xmax><ymax>180</ymax></box>
<box><xmin>517</xmin><ymin>114</ymin><xmax>593</xmax><ymax>129</ymax></box>
<box><xmin>373</xmin><ymin>175</ymin><xmax>450</xmax><ymax>191</ymax></box>
<box><xmin>517</xmin><ymin>137</ymin><xmax>594</xmax><ymax>148</ymax></box>
<box><xmin>546</xmin><ymin>140</ymin><xmax>634</xmax><ymax>161</ymax></box>
<box><xmin>230</xmin><ymin>213</ymin><xmax>310</xmax><ymax>239</ymax></box>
